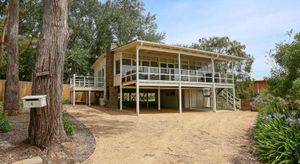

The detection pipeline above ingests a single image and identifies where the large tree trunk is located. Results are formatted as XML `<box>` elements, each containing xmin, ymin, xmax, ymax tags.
<box><xmin>4</xmin><ymin>0</ymin><xmax>19</xmax><ymax>116</ymax></box>
<box><xmin>28</xmin><ymin>0</ymin><xmax>69</xmax><ymax>148</ymax></box>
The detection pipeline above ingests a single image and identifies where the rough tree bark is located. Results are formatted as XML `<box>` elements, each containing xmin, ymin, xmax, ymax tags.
<box><xmin>4</xmin><ymin>0</ymin><xmax>19</xmax><ymax>116</ymax></box>
<box><xmin>28</xmin><ymin>0</ymin><xmax>69</xmax><ymax>148</ymax></box>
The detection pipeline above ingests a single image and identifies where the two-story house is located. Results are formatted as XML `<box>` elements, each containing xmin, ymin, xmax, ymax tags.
<box><xmin>70</xmin><ymin>40</ymin><xmax>244</xmax><ymax>115</ymax></box>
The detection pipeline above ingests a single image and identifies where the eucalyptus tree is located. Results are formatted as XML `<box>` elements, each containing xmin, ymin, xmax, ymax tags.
<box><xmin>191</xmin><ymin>36</ymin><xmax>254</xmax><ymax>98</ymax></box>
<box><xmin>29</xmin><ymin>0</ymin><xmax>69</xmax><ymax>147</ymax></box>
<box><xmin>4</xmin><ymin>0</ymin><xmax>19</xmax><ymax>116</ymax></box>
<box><xmin>268</xmin><ymin>32</ymin><xmax>300</xmax><ymax>106</ymax></box>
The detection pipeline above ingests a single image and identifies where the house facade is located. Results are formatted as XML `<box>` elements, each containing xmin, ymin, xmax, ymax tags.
<box><xmin>70</xmin><ymin>40</ymin><xmax>244</xmax><ymax>115</ymax></box>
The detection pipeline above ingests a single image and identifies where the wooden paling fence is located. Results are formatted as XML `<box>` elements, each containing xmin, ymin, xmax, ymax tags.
<box><xmin>0</xmin><ymin>80</ymin><xmax>70</xmax><ymax>102</ymax></box>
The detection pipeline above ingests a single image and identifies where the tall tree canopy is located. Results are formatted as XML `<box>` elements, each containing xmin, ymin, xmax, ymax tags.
<box><xmin>268</xmin><ymin>32</ymin><xmax>300</xmax><ymax>104</ymax></box>
<box><xmin>65</xmin><ymin>0</ymin><xmax>165</xmax><ymax>81</ymax></box>
<box><xmin>191</xmin><ymin>36</ymin><xmax>254</xmax><ymax>98</ymax></box>
<box><xmin>0</xmin><ymin>0</ymin><xmax>165</xmax><ymax>82</ymax></box>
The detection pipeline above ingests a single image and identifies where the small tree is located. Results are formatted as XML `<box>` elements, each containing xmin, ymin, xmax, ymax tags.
<box><xmin>28</xmin><ymin>0</ymin><xmax>69</xmax><ymax>148</ymax></box>
<box><xmin>4</xmin><ymin>0</ymin><xmax>19</xmax><ymax>116</ymax></box>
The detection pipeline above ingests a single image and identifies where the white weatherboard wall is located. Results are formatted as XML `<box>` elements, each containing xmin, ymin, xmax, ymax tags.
<box><xmin>93</xmin><ymin>56</ymin><xmax>106</xmax><ymax>79</ymax></box>
<box><xmin>184</xmin><ymin>89</ymin><xmax>207</xmax><ymax>108</ymax></box>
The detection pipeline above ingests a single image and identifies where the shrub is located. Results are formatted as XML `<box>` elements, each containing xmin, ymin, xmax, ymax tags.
<box><xmin>19</xmin><ymin>102</ymin><xmax>24</xmax><ymax>112</ymax></box>
<box><xmin>63</xmin><ymin>112</ymin><xmax>75</xmax><ymax>136</ymax></box>
<box><xmin>255</xmin><ymin>97</ymin><xmax>300</xmax><ymax>163</ymax></box>
<box><xmin>0</xmin><ymin>101</ymin><xmax>3</xmax><ymax>112</ymax></box>
<box><xmin>62</xmin><ymin>99</ymin><xmax>71</xmax><ymax>105</ymax></box>
<box><xmin>0</xmin><ymin>112</ymin><xmax>11</xmax><ymax>133</ymax></box>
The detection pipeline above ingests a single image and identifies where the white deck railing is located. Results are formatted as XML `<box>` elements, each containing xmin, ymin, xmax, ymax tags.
<box><xmin>122</xmin><ymin>66</ymin><xmax>234</xmax><ymax>84</ymax></box>
<box><xmin>70</xmin><ymin>75</ymin><xmax>104</xmax><ymax>88</ymax></box>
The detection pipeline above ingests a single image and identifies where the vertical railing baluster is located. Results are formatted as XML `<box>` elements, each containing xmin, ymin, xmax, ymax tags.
<box><xmin>148</xmin><ymin>67</ymin><xmax>150</xmax><ymax>80</ymax></box>
<box><xmin>83</xmin><ymin>76</ymin><xmax>85</xmax><ymax>87</ymax></box>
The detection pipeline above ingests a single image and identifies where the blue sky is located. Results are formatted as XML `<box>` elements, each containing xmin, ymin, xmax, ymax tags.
<box><xmin>143</xmin><ymin>0</ymin><xmax>300</xmax><ymax>78</ymax></box>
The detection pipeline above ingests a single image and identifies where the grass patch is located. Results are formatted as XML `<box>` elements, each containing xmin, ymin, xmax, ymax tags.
<box><xmin>62</xmin><ymin>99</ymin><xmax>71</xmax><ymax>105</ymax></box>
<box><xmin>0</xmin><ymin>101</ymin><xmax>3</xmax><ymax>112</ymax></box>
<box><xmin>0</xmin><ymin>111</ymin><xmax>11</xmax><ymax>133</ymax></box>
<box><xmin>63</xmin><ymin>112</ymin><xmax>76</xmax><ymax>136</ymax></box>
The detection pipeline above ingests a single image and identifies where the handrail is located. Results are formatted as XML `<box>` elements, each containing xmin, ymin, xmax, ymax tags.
<box><xmin>70</xmin><ymin>75</ymin><xmax>105</xmax><ymax>88</ymax></box>
<box><xmin>122</xmin><ymin>66</ymin><xmax>233</xmax><ymax>84</ymax></box>
<box><xmin>220</xmin><ymin>89</ymin><xmax>241</xmax><ymax>109</ymax></box>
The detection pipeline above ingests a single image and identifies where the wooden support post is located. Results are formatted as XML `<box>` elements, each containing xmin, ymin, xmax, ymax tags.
<box><xmin>211</xmin><ymin>59</ymin><xmax>217</xmax><ymax>112</ymax></box>
<box><xmin>226</xmin><ymin>89</ymin><xmax>229</xmax><ymax>107</ymax></box>
<box><xmin>72</xmin><ymin>74</ymin><xmax>75</xmax><ymax>106</ymax></box>
<box><xmin>178</xmin><ymin>53</ymin><xmax>182</xmax><ymax>113</ymax></box>
<box><xmin>103</xmin><ymin>66</ymin><xmax>107</xmax><ymax>101</ymax></box>
<box><xmin>179</xmin><ymin>85</ymin><xmax>182</xmax><ymax>113</ymax></box>
<box><xmin>158</xmin><ymin>87</ymin><xmax>161</xmax><ymax>110</ymax></box>
<box><xmin>146</xmin><ymin>92</ymin><xmax>149</xmax><ymax>108</ymax></box>
<box><xmin>120</xmin><ymin>52</ymin><xmax>123</xmax><ymax>110</ymax></box>
<box><xmin>136</xmin><ymin>46</ymin><xmax>140</xmax><ymax>115</ymax></box>
<box><xmin>232</xmin><ymin>62</ymin><xmax>237</xmax><ymax>111</ymax></box>
<box><xmin>85</xmin><ymin>92</ymin><xmax>88</xmax><ymax>105</ymax></box>
<box><xmin>88</xmin><ymin>90</ymin><xmax>91</xmax><ymax>106</ymax></box>
<box><xmin>189</xmin><ymin>88</ymin><xmax>192</xmax><ymax>109</ymax></box>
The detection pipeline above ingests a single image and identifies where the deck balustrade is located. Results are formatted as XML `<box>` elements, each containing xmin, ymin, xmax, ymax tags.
<box><xmin>70</xmin><ymin>75</ymin><xmax>104</xmax><ymax>88</ymax></box>
<box><xmin>122</xmin><ymin>66</ymin><xmax>233</xmax><ymax>84</ymax></box>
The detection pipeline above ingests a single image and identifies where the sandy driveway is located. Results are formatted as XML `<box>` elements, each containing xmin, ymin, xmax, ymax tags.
<box><xmin>65</xmin><ymin>105</ymin><xmax>257</xmax><ymax>164</ymax></box>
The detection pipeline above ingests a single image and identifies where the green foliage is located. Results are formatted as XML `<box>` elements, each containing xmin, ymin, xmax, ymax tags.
<box><xmin>254</xmin><ymin>97</ymin><xmax>300</xmax><ymax>164</ymax></box>
<box><xmin>65</xmin><ymin>0</ymin><xmax>165</xmax><ymax>82</ymax></box>
<box><xmin>62</xmin><ymin>99</ymin><xmax>71</xmax><ymax>105</ymax></box>
<box><xmin>1</xmin><ymin>0</ymin><xmax>165</xmax><ymax>82</ymax></box>
<box><xmin>0</xmin><ymin>111</ymin><xmax>11</xmax><ymax>133</ymax></box>
<box><xmin>191</xmin><ymin>36</ymin><xmax>254</xmax><ymax>77</ymax></box>
<box><xmin>291</xmin><ymin>78</ymin><xmax>300</xmax><ymax>99</ymax></box>
<box><xmin>63</xmin><ymin>112</ymin><xmax>75</xmax><ymax>136</ymax></box>
<box><xmin>0</xmin><ymin>101</ymin><xmax>3</xmax><ymax>112</ymax></box>
<box><xmin>18</xmin><ymin>102</ymin><xmax>23</xmax><ymax>112</ymax></box>
<box><xmin>268</xmin><ymin>32</ymin><xmax>300</xmax><ymax>101</ymax></box>
<box><xmin>190</xmin><ymin>36</ymin><xmax>254</xmax><ymax>98</ymax></box>
<box><xmin>254</xmin><ymin>31</ymin><xmax>300</xmax><ymax>164</ymax></box>
<box><xmin>236</xmin><ymin>78</ymin><xmax>254</xmax><ymax>99</ymax></box>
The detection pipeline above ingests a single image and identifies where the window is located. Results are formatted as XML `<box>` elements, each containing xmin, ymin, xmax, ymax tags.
<box><xmin>151</xmin><ymin>61</ymin><xmax>158</xmax><ymax>67</ymax></box>
<box><xmin>122</xmin><ymin>59</ymin><xmax>131</xmax><ymax>76</ymax></box>
<box><xmin>142</xmin><ymin>61</ymin><xmax>149</xmax><ymax>66</ymax></box>
<box><xmin>98</xmin><ymin>69</ymin><xmax>104</xmax><ymax>79</ymax></box>
<box><xmin>116</xmin><ymin>60</ymin><xmax>120</xmax><ymax>74</ymax></box>
<box><xmin>122</xmin><ymin>59</ymin><xmax>131</xmax><ymax>65</ymax></box>
<box><xmin>98</xmin><ymin>69</ymin><xmax>104</xmax><ymax>87</ymax></box>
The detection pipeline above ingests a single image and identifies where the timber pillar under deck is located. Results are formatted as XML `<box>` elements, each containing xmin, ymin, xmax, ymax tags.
<box><xmin>106</xmin><ymin>43</ymin><xmax>119</xmax><ymax>109</ymax></box>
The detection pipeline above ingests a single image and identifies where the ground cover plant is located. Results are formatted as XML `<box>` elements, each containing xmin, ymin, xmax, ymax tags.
<box><xmin>254</xmin><ymin>93</ymin><xmax>300</xmax><ymax>163</ymax></box>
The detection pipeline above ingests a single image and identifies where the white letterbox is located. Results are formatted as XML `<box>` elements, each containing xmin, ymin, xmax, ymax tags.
<box><xmin>22</xmin><ymin>95</ymin><xmax>47</xmax><ymax>108</ymax></box>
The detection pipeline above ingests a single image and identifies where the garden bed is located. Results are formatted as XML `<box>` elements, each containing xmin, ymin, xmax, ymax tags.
<box><xmin>0</xmin><ymin>108</ymin><xmax>95</xmax><ymax>163</ymax></box>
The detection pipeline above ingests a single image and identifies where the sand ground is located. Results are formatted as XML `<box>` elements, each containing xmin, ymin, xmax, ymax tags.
<box><xmin>65</xmin><ymin>105</ymin><xmax>257</xmax><ymax>164</ymax></box>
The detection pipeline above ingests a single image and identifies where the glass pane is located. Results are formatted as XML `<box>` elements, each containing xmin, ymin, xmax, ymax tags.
<box><xmin>142</xmin><ymin>61</ymin><xmax>149</xmax><ymax>66</ymax></box>
<box><xmin>151</xmin><ymin>61</ymin><xmax>158</xmax><ymax>67</ymax></box>
<box><xmin>123</xmin><ymin>59</ymin><xmax>131</xmax><ymax>65</ymax></box>
<box><xmin>160</xmin><ymin>63</ymin><xmax>167</xmax><ymax>67</ymax></box>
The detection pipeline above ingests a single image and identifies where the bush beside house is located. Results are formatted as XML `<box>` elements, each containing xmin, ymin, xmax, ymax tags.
<box><xmin>0</xmin><ymin>102</ymin><xmax>12</xmax><ymax>132</ymax></box>
<box><xmin>254</xmin><ymin>95</ymin><xmax>300</xmax><ymax>163</ymax></box>
<box><xmin>254</xmin><ymin>32</ymin><xmax>300</xmax><ymax>163</ymax></box>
